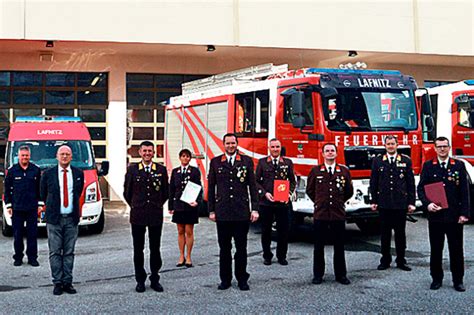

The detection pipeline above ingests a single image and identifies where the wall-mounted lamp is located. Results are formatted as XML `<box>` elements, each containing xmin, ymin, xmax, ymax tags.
<box><xmin>348</xmin><ymin>50</ymin><xmax>358</xmax><ymax>57</ymax></box>
<box><xmin>46</xmin><ymin>41</ymin><xmax>54</xmax><ymax>48</ymax></box>
<box><xmin>207</xmin><ymin>45</ymin><xmax>216</xmax><ymax>52</ymax></box>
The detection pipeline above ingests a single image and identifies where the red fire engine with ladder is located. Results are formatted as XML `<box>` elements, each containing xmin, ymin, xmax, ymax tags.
<box><xmin>165</xmin><ymin>64</ymin><xmax>427</xmax><ymax>234</ymax></box>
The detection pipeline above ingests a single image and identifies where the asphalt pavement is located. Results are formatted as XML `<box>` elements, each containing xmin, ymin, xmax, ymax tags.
<box><xmin>0</xmin><ymin>202</ymin><xmax>472</xmax><ymax>314</ymax></box>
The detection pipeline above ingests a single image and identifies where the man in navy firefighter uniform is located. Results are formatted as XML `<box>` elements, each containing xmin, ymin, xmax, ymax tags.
<box><xmin>256</xmin><ymin>138</ymin><xmax>296</xmax><ymax>266</ymax></box>
<box><xmin>417</xmin><ymin>137</ymin><xmax>470</xmax><ymax>292</ymax></box>
<box><xmin>370</xmin><ymin>135</ymin><xmax>415</xmax><ymax>271</ymax></box>
<box><xmin>4</xmin><ymin>145</ymin><xmax>43</xmax><ymax>267</ymax></box>
<box><xmin>306</xmin><ymin>143</ymin><xmax>354</xmax><ymax>285</ymax></box>
<box><xmin>208</xmin><ymin>133</ymin><xmax>259</xmax><ymax>291</ymax></box>
<box><xmin>124</xmin><ymin>140</ymin><xmax>169</xmax><ymax>293</ymax></box>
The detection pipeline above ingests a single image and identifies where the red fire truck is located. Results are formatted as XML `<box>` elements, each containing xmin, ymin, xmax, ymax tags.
<box><xmin>421</xmin><ymin>80</ymin><xmax>474</xmax><ymax>215</ymax></box>
<box><xmin>165</xmin><ymin>64</ymin><xmax>426</xmax><ymax>234</ymax></box>
<box><xmin>1</xmin><ymin>116</ymin><xmax>109</xmax><ymax>236</ymax></box>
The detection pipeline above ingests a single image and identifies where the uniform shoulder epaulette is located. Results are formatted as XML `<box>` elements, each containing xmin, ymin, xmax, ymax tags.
<box><xmin>337</xmin><ymin>164</ymin><xmax>350</xmax><ymax>171</ymax></box>
<box><xmin>7</xmin><ymin>164</ymin><xmax>15</xmax><ymax>170</ymax></box>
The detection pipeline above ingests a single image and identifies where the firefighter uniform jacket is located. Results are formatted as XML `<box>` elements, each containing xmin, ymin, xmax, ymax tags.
<box><xmin>207</xmin><ymin>152</ymin><xmax>258</xmax><ymax>221</ymax></box>
<box><xmin>306</xmin><ymin>164</ymin><xmax>354</xmax><ymax>221</ymax></box>
<box><xmin>369</xmin><ymin>154</ymin><xmax>416</xmax><ymax>209</ymax></box>
<box><xmin>168</xmin><ymin>165</ymin><xmax>202</xmax><ymax>212</ymax></box>
<box><xmin>123</xmin><ymin>162</ymin><xmax>169</xmax><ymax>226</ymax></box>
<box><xmin>4</xmin><ymin>163</ymin><xmax>43</xmax><ymax>211</ymax></box>
<box><xmin>417</xmin><ymin>158</ymin><xmax>470</xmax><ymax>223</ymax></box>
<box><xmin>255</xmin><ymin>156</ymin><xmax>296</xmax><ymax>206</ymax></box>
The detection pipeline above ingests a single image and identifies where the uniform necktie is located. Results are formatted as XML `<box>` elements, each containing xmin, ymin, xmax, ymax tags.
<box><xmin>273</xmin><ymin>159</ymin><xmax>278</xmax><ymax>167</ymax></box>
<box><xmin>145</xmin><ymin>166</ymin><xmax>150</xmax><ymax>173</ymax></box>
<box><xmin>441</xmin><ymin>162</ymin><xmax>446</xmax><ymax>169</ymax></box>
<box><xmin>328</xmin><ymin>166</ymin><xmax>333</xmax><ymax>175</ymax></box>
<box><xmin>62</xmin><ymin>169</ymin><xmax>69</xmax><ymax>208</ymax></box>
<box><xmin>228</xmin><ymin>157</ymin><xmax>233</xmax><ymax>166</ymax></box>
<box><xmin>390</xmin><ymin>157</ymin><xmax>395</xmax><ymax>164</ymax></box>
<box><xmin>182</xmin><ymin>167</ymin><xmax>186</xmax><ymax>174</ymax></box>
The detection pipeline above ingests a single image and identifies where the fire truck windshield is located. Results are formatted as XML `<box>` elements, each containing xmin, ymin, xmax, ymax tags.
<box><xmin>322</xmin><ymin>89</ymin><xmax>417</xmax><ymax>132</ymax></box>
<box><xmin>7</xmin><ymin>140</ymin><xmax>95</xmax><ymax>170</ymax></box>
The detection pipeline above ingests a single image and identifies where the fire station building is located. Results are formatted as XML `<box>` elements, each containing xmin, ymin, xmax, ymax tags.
<box><xmin>0</xmin><ymin>0</ymin><xmax>473</xmax><ymax>201</ymax></box>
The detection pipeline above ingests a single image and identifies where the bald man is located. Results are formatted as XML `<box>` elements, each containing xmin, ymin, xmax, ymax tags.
<box><xmin>40</xmin><ymin>145</ymin><xmax>84</xmax><ymax>296</ymax></box>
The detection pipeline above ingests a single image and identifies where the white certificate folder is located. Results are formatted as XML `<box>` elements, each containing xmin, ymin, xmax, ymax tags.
<box><xmin>180</xmin><ymin>181</ymin><xmax>202</xmax><ymax>204</ymax></box>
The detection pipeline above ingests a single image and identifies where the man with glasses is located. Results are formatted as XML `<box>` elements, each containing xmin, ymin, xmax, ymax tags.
<box><xmin>369</xmin><ymin>135</ymin><xmax>415</xmax><ymax>271</ymax></box>
<box><xmin>306</xmin><ymin>143</ymin><xmax>354</xmax><ymax>285</ymax></box>
<box><xmin>418</xmin><ymin>137</ymin><xmax>470</xmax><ymax>292</ymax></box>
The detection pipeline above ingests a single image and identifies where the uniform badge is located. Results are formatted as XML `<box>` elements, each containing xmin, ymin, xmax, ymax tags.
<box><xmin>400</xmin><ymin>173</ymin><xmax>404</xmax><ymax>179</ymax></box>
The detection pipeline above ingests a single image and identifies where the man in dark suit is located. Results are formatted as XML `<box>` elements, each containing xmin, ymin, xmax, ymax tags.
<box><xmin>256</xmin><ymin>138</ymin><xmax>296</xmax><ymax>266</ymax></box>
<box><xmin>124</xmin><ymin>140</ymin><xmax>169</xmax><ymax>293</ymax></box>
<box><xmin>306</xmin><ymin>143</ymin><xmax>353</xmax><ymax>285</ymax></box>
<box><xmin>418</xmin><ymin>136</ymin><xmax>470</xmax><ymax>292</ymax></box>
<box><xmin>208</xmin><ymin>133</ymin><xmax>259</xmax><ymax>291</ymax></box>
<box><xmin>4</xmin><ymin>145</ymin><xmax>43</xmax><ymax>267</ymax></box>
<box><xmin>40</xmin><ymin>145</ymin><xmax>84</xmax><ymax>295</ymax></box>
<box><xmin>369</xmin><ymin>135</ymin><xmax>415</xmax><ymax>271</ymax></box>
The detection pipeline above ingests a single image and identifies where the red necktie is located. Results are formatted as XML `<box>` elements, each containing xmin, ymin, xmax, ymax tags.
<box><xmin>63</xmin><ymin>169</ymin><xmax>69</xmax><ymax>208</ymax></box>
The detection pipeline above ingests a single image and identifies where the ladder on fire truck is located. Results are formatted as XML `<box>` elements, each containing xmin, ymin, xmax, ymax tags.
<box><xmin>182</xmin><ymin>63</ymin><xmax>288</xmax><ymax>95</ymax></box>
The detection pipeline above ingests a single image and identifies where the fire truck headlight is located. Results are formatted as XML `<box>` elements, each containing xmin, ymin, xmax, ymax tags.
<box><xmin>85</xmin><ymin>182</ymin><xmax>98</xmax><ymax>203</ymax></box>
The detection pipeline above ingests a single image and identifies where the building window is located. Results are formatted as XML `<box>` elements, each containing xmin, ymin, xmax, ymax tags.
<box><xmin>0</xmin><ymin>71</ymin><xmax>109</xmax><ymax>165</ymax></box>
<box><xmin>126</xmin><ymin>73</ymin><xmax>207</xmax><ymax>163</ymax></box>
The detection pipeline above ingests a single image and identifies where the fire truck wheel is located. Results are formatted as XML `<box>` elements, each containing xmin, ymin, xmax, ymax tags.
<box><xmin>89</xmin><ymin>209</ymin><xmax>105</xmax><ymax>234</ymax></box>
<box><xmin>2</xmin><ymin>212</ymin><xmax>13</xmax><ymax>237</ymax></box>
<box><xmin>356</xmin><ymin>218</ymin><xmax>381</xmax><ymax>235</ymax></box>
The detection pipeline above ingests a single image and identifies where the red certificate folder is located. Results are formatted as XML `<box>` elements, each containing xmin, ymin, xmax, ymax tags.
<box><xmin>424</xmin><ymin>182</ymin><xmax>449</xmax><ymax>209</ymax></box>
<box><xmin>273</xmin><ymin>180</ymin><xmax>290</xmax><ymax>202</ymax></box>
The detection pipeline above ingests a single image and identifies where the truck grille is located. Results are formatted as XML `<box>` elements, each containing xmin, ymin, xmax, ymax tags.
<box><xmin>344</xmin><ymin>146</ymin><xmax>411</xmax><ymax>170</ymax></box>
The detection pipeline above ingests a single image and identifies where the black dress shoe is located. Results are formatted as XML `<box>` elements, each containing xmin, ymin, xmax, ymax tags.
<box><xmin>263</xmin><ymin>259</ymin><xmax>272</xmax><ymax>266</ymax></box>
<box><xmin>278</xmin><ymin>259</ymin><xmax>288</xmax><ymax>266</ymax></box>
<box><xmin>336</xmin><ymin>277</ymin><xmax>351</xmax><ymax>285</ymax></box>
<box><xmin>176</xmin><ymin>261</ymin><xmax>185</xmax><ymax>267</ymax></box>
<box><xmin>312</xmin><ymin>277</ymin><xmax>323</xmax><ymax>285</ymax></box>
<box><xmin>53</xmin><ymin>284</ymin><xmax>63</xmax><ymax>296</ymax></box>
<box><xmin>377</xmin><ymin>264</ymin><xmax>389</xmax><ymax>270</ymax></box>
<box><xmin>150</xmin><ymin>282</ymin><xmax>164</xmax><ymax>292</ymax></box>
<box><xmin>430</xmin><ymin>281</ymin><xmax>442</xmax><ymax>290</ymax></box>
<box><xmin>63</xmin><ymin>284</ymin><xmax>77</xmax><ymax>294</ymax></box>
<box><xmin>397</xmin><ymin>264</ymin><xmax>412</xmax><ymax>271</ymax></box>
<box><xmin>135</xmin><ymin>282</ymin><xmax>146</xmax><ymax>293</ymax></box>
<box><xmin>217</xmin><ymin>282</ymin><xmax>231</xmax><ymax>290</ymax></box>
<box><xmin>13</xmin><ymin>260</ymin><xmax>22</xmax><ymax>267</ymax></box>
<box><xmin>238</xmin><ymin>282</ymin><xmax>250</xmax><ymax>291</ymax></box>
<box><xmin>28</xmin><ymin>260</ymin><xmax>40</xmax><ymax>267</ymax></box>
<box><xmin>454</xmin><ymin>283</ymin><xmax>466</xmax><ymax>292</ymax></box>
<box><xmin>185</xmin><ymin>262</ymin><xmax>193</xmax><ymax>268</ymax></box>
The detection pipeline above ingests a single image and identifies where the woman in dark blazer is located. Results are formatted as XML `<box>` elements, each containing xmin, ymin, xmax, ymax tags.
<box><xmin>168</xmin><ymin>149</ymin><xmax>202</xmax><ymax>268</ymax></box>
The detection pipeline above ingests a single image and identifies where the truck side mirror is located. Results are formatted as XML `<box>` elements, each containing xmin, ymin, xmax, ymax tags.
<box><xmin>281</xmin><ymin>88</ymin><xmax>306</xmax><ymax>129</ymax></box>
<box><xmin>453</xmin><ymin>94</ymin><xmax>469</xmax><ymax>112</ymax></box>
<box><xmin>98</xmin><ymin>161</ymin><xmax>109</xmax><ymax>176</ymax></box>
<box><xmin>424</xmin><ymin>116</ymin><xmax>434</xmax><ymax>131</ymax></box>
